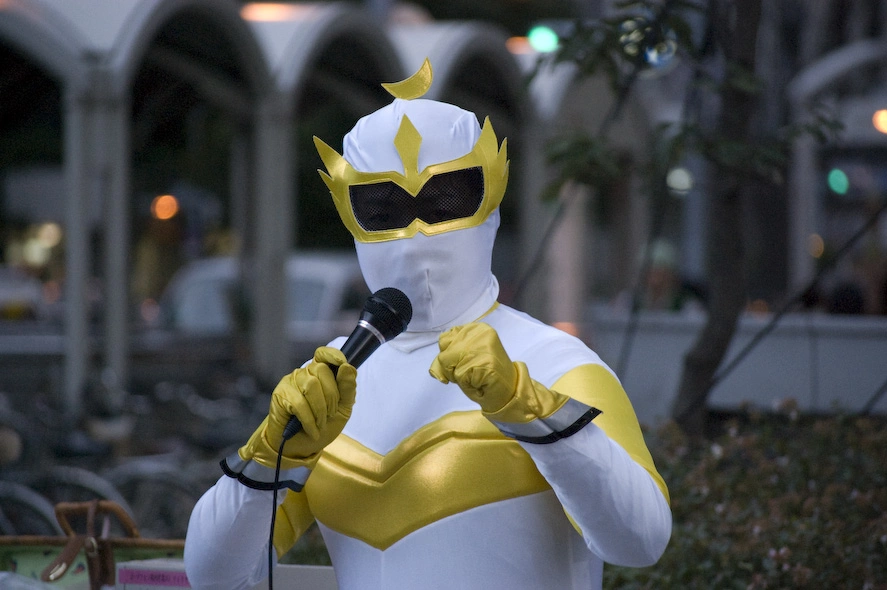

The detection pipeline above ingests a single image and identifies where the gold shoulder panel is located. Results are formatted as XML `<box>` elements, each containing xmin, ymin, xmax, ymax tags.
<box><xmin>552</xmin><ymin>364</ymin><xmax>670</xmax><ymax>505</ymax></box>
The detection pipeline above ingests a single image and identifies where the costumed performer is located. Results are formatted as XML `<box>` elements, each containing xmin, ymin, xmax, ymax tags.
<box><xmin>184</xmin><ymin>58</ymin><xmax>671</xmax><ymax>590</ymax></box>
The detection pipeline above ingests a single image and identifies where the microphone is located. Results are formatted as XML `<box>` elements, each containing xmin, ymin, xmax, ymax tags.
<box><xmin>282</xmin><ymin>287</ymin><xmax>413</xmax><ymax>440</ymax></box>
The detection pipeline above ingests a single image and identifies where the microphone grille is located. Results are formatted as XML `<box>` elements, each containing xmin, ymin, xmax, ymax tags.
<box><xmin>364</xmin><ymin>287</ymin><xmax>413</xmax><ymax>339</ymax></box>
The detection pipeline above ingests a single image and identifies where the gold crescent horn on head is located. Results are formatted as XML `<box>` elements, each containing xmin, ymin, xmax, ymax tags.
<box><xmin>382</xmin><ymin>58</ymin><xmax>433</xmax><ymax>100</ymax></box>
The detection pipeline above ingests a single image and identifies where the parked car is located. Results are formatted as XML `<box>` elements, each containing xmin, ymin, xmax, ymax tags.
<box><xmin>0</xmin><ymin>265</ymin><xmax>44</xmax><ymax>321</ymax></box>
<box><xmin>128</xmin><ymin>251</ymin><xmax>369</xmax><ymax>392</ymax></box>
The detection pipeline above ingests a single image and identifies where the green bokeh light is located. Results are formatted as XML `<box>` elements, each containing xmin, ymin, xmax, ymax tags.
<box><xmin>827</xmin><ymin>168</ymin><xmax>849</xmax><ymax>194</ymax></box>
<box><xmin>528</xmin><ymin>25</ymin><xmax>559</xmax><ymax>53</ymax></box>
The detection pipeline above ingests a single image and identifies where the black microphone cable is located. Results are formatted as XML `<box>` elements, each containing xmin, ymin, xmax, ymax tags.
<box><xmin>268</xmin><ymin>435</ymin><xmax>286</xmax><ymax>590</ymax></box>
<box><xmin>268</xmin><ymin>416</ymin><xmax>305</xmax><ymax>590</ymax></box>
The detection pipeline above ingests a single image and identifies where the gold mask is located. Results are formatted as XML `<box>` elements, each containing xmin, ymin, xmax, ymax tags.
<box><xmin>313</xmin><ymin>59</ymin><xmax>509</xmax><ymax>243</ymax></box>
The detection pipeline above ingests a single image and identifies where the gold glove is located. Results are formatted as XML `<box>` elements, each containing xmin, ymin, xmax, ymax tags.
<box><xmin>429</xmin><ymin>322</ymin><xmax>570</xmax><ymax>424</ymax></box>
<box><xmin>240</xmin><ymin>346</ymin><xmax>357</xmax><ymax>470</ymax></box>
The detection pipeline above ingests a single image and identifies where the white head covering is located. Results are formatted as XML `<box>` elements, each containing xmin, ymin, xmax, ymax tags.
<box><xmin>342</xmin><ymin>98</ymin><xmax>500</xmax><ymax>335</ymax></box>
<box><xmin>343</xmin><ymin>98</ymin><xmax>481</xmax><ymax>175</ymax></box>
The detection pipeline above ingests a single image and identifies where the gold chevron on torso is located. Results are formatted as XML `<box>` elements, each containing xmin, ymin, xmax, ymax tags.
<box><xmin>303</xmin><ymin>411</ymin><xmax>551</xmax><ymax>550</ymax></box>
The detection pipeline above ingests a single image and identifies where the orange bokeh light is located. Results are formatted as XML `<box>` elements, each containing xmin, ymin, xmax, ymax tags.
<box><xmin>241</xmin><ymin>3</ymin><xmax>308</xmax><ymax>21</ymax></box>
<box><xmin>808</xmin><ymin>233</ymin><xmax>825</xmax><ymax>259</ymax></box>
<box><xmin>506</xmin><ymin>36</ymin><xmax>533</xmax><ymax>55</ymax></box>
<box><xmin>747</xmin><ymin>299</ymin><xmax>769</xmax><ymax>314</ymax></box>
<box><xmin>553</xmin><ymin>322</ymin><xmax>581</xmax><ymax>337</ymax></box>
<box><xmin>151</xmin><ymin>194</ymin><xmax>179</xmax><ymax>220</ymax></box>
<box><xmin>873</xmin><ymin>110</ymin><xmax>887</xmax><ymax>134</ymax></box>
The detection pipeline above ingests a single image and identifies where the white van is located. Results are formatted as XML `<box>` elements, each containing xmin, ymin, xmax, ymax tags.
<box><xmin>130</xmin><ymin>251</ymin><xmax>369</xmax><ymax>390</ymax></box>
<box><xmin>160</xmin><ymin>251</ymin><xmax>367</xmax><ymax>339</ymax></box>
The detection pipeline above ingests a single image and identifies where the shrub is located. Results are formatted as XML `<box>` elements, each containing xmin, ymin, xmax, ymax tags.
<box><xmin>605</xmin><ymin>409</ymin><xmax>887</xmax><ymax>589</ymax></box>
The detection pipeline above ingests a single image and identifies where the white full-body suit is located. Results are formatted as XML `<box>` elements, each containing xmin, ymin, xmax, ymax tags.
<box><xmin>185</xmin><ymin>77</ymin><xmax>671</xmax><ymax>590</ymax></box>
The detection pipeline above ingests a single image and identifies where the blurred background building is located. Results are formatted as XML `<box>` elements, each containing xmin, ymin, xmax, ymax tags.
<box><xmin>1</xmin><ymin>0</ymin><xmax>886</xmax><ymax>425</ymax></box>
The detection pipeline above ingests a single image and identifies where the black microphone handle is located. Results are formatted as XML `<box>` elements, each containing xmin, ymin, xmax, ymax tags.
<box><xmin>339</xmin><ymin>324</ymin><xmax>383</xmax><ymax>368</ymax></box>
<box><xmin>281</xmin><ymin>324</ymin><xmax>382</xmax><ymax>441</ymax></box>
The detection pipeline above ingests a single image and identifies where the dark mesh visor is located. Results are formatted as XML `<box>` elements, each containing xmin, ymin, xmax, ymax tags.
<box><xmin>349</xmin><ymin>167</ymin><xmax>484</xmax><ymax>232</ymax></box>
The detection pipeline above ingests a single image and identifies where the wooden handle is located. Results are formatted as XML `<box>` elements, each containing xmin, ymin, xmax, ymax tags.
<box><xmin>54</xmin><ymin>500</ymin><xmax>141</xmax><ymax>538</ymax></box>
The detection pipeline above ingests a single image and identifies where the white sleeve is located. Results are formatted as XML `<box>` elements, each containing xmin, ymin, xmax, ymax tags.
<box><xmin>184</xmin><ymin>476</ymin><xmax>283</xmax><ymax>590</ymax></box>
<box><xmin>520</xmin><ymin>423</ymin><xmax>672</xmax><ymax>567</ymax></box>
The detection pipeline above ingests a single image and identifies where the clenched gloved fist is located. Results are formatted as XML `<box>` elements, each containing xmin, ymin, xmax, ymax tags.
<box><xmin>240</xmin><ymin>346</ymin><xmax>357</xmax><ymax>469</ymax></box>
<box><xmin>429</xmin><ymin>322</ymin><xmax>570</xmax><ymax>425</ymax></box>
<box><xmin>429</xmin><ymin>322</ymin><xmax>517</xmax><ymax>413</ymax></box>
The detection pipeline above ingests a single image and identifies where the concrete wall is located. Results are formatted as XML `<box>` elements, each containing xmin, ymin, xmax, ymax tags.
<box><xmin>585</xmin><ymin>306</ymin><xmax>887</xmax><ymax>426</ymax></box>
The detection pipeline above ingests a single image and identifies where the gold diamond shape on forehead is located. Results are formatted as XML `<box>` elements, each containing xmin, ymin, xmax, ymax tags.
<box><xmin>394</xmin><ymin>115</ymin><xmax>422</xmax><ymax>181</ymax></box>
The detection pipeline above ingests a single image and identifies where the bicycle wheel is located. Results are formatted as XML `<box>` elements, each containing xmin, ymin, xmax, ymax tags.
<box><xmin>0</xmin><ymin>481</ymin><xmax>63</xmax><ymax>535</ymax></box>
<box><xmin>25</xmin><ymin>465</ymin><xmax>134</xmax><ymax>536</ymax></box>
<box><xmin>104</xmin><ymin>460</ymin><xmax>200</xmax><ymax>539</ymax></box>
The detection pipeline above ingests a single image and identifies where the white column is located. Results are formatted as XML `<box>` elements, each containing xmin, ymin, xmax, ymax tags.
<box><xmin>62</xmin><ymin>88</ymin><xmax>92</xmax><ymax>420</ymax></box>
<box><xmin>251</xmin><ymin>92</ymin><xmax>294</xmax><ymax>382</ymax></box>
<box><xmin>547</xmin><ymin>181</ymin><xmax>589</xmax><ymax>331</ymax></box>
<box><xmin>514</xmin><ymin>111</ymin><xmax>553</xmax><ymax>318</ymax></box>
<box><xmin>101</xmin><ymin>88</ymin><xmax>131</xmax><ymax>411</ymax></box>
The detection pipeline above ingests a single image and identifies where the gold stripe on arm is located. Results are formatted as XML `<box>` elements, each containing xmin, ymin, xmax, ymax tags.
<box><xmin>552</xmin><ymin>364</ymin><xmax>670</xmax><ymax>505</ymax></box>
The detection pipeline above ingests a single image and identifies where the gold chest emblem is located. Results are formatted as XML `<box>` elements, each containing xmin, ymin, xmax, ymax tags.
<box><xmin>304</xmin><ymin>411</ymin><xmax>551</xmax><ymax>550</ymax></box>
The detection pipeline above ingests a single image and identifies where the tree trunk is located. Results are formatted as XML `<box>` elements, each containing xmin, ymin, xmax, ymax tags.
<box><xmin>671</xmin><ymin>0</ymin><xmax>762</xmax><ymax>435</ymax></box>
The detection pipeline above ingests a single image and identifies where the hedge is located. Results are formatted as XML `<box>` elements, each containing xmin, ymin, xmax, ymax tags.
<box><xmin>605</xmin><ymin>407</ymin><xmax>887</xmax><ymax>589</ymax></box>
